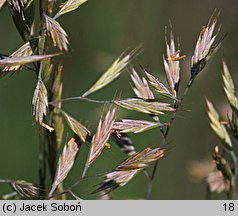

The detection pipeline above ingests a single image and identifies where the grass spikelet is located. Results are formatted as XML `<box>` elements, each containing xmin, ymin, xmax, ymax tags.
<box><xmin>2</xmin><ymin>42</ymin><xmax>32</xmax><ymax>72</ymax></box>
<box><xmin>45</xmin><ymin>15</ymin><xmax>69</xmax><ymax>52</ymax></box>
<box><xmin>32</xmin><ymin>79</ymin><xmax>48</xmax><ymax>124</ymax></box>
<box><xmin>206</xmin><ymin>99</ymin><xmax>233</xmax><ymax>151</ymax></box>
<box><xmin>189</xmin><ymin>11</ymin><xmax>224</xmax><ymax>86</ymax></box>
<box><xmin>83</xmin><ymin>108</ymin><xmax>117</xmax><ymax>177</ymax></box>
<box><xmin>54</xmin><ymin>0</ymin><xmax>88</xmax><ymax>19</ymax></box>
<box><xmin>116</xmin><ymin>147</ymin><xmax>165</xmax><ymax>170</ymax></box>
<box><xmin>143</xmin><ymin>68</ymin><xmax>174</xmax><ymax>99</ymax></box>
<box><xmin>8</xmin><ymin>0</ymin><xmax>35</xmax><ymax>41</ymax></box>
<box><xmin>62</xmin><ymin>111</ymin><xmax>90</xmax><ymax>142</ymax></box>
<box><xmin>114</xmin><ymin>98</ymin><xmax>175</xmax><ymax>115</ymax></box>
<box><xmin>49</xmin><ymin>136</ymin><xmax>82</xmax><ymax>196</ymax></box>
<box><xmin>83</xmin><ymin>48</ymin><xmax>140</xmax><ymax>97</ymax></box>
<box><xmin>130</xmin><ymin>68</ymin><xmax>154</xmax><ymax>99</ymax></box>
<box><xmin>0</xmin><ymin>53</ymin><xmax>60</xmax><ymax>68</ymax></box>
<box><xmin>10</xmin><ymin>180</ymin><xmax>41</xmax><ymax>199</ymax></box>
<box><xmin>222</xmin><ymin>60</ymin><xmax>238</xmax><ymax>114</ymax></box>
<box><xmin>163</xmin><ymin>28</ymin><xmax>182</xmax><ymax>97</ymax></box>
<box><xmin>93</xmin><ymin>147</ymin><xmax>165</xmax><ymax>194</ymax></box>
<box><xmin>113</xmin><ymin>119</ymin><xmax>161</xmax><ymax>133</ymax></box>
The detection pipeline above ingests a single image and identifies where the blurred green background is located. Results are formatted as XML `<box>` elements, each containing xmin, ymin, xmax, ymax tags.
<box><xmin>0</xmin><ymin>0</ymin><xmax>238</xmax><ymax>199</ymax></box>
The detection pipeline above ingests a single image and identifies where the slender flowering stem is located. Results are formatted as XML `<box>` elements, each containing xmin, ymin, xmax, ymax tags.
<box><xmin>59</xmin><ymin>96</ymin><xmax>113</xmax><ymax>104</ymax></box>
<box><xmin>48</xmin><ymin>190</ymin><xmax>69</xmax><ymax>199</ymax></box>
<box><xmin>164</xmin><ymin>86</ymin><xmax>190</xmax><ymax>138</ymax></box>
<box><xmin>37</xmin><ymin>0</ymin><xmax>48</xmax><ymax>197</ymax></box>
<box><xmin>147</xmin><ymin>83</ymin><xmax>190</xmax><ymax>199</ymax></box>
<box><xmin>68</xmin><ymin>189</ymin><xmax>81</xmax><ymax>200</ymax></box>
<box><xmin>39</xmin><ymin>0</ymin><xmax>43</xmax><ymax>21</ymax></box>
<box><xmin>0</xmin><ymin>179</ymin><xmax>12</xmax><ymax>184</ymax></box>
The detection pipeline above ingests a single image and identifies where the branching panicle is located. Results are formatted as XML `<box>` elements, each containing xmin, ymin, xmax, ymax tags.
<box><xmin>1</xmin><ymin>2</ymin><xmax>233</xmax><ymax>201</ymax></box>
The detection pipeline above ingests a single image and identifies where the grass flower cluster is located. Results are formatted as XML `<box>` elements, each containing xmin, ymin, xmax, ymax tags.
<box><xmin>0</xmin><ymin>1</ymin><xmax>232</xmax><ymax>200</ymax></box>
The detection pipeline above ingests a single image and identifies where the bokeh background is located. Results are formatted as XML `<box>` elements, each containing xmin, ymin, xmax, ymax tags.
<box><xmin>0</xmin><ymin>0</ymin><xmax>238</xmax><ymax>199</ymax></box>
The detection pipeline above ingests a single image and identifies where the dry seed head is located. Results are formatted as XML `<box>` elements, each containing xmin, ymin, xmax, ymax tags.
<box><xmin>113</xmin><ymin>119</ymin><xmax>161</xmax><ymax>133</ymax></box>
<box><xmin>130</xmin><ymin>68</ymin><xmax>154</xmax><ymax>99</ymax></box>
<box><xmin>116</xmin><ymin>147</ymin><xmax>165</xmax><ymax>170</ymax></box>
<box><xmin>163</xmin><ymin>28</ymin><xmax>182</xmax><ymax>97</ymax></box>
<box><xmin>0</xmin><ymin>53</ymin><xmax>60</xmax><ymax>67</ymax></box>
<box><xmin>143</xmin><ymin>69</ymin><xmax>174</xmax><ymax>99</ymax></box>
<box><xmin>8</xmin><ymin>0</ymin><xmax>35</xmax><ymax>41</ymax></box>
<box><xmin>189</xmin><ymin>12</ymin><xmax>223</xmax><ymax>86</ymax></box>
<box><xmin>192</xmin><ymin>19</ymin><xmax>217</xmax><ymax>65</ymax></box>
<box><xmin>106</xmin><ymin>169</ymin><xmax>140</xmax><ymax>187</ymax></box>
<box><xmin>93</xmin><ymin>147</ymin><xmax>165</xmax><ymax>194</ymax></box>
<box><xmin>83</xmin><ymin>108</ymin><xmax>117</xmax><ymax>176</ymax></box>
<box><xmin>62</xmin><ymin>111</ymin><xmax>90</xmax><ymax>142</ymax></box>
<box><xmin>88</xmin><ymin>108</ymin><xmax>116</xmax><ymax>165</ymax></box>
<box><xmin>45</xmin><ymin>15</ymin><xmax>69</xmax><ymax>52</ymax></box>
<box><xmin>50</xmin><ymin>136</ymin><xmax>82</xmax><ymax>195</ymax></box>
<box><xmin>11</xmin><ymin>180</ymin><xmax>41</xmax><ymax>198</ymax></box>
<box><xmin>32</xmin><ymin>79</ymin><xmax>48</xmax><ymax>123</ymax></box>
<box><xmin>92</xmin><ymin>169</ymin><xmax>140</xmax><ymax>194</ymax></box>
<box><xmin>2</xmin><ymin>42</ymin><xmax>32</xmax><ymax>72</ymax></box>
<box><xmin>114</xmin><ymin>98</ymin><xmax>175</xmax><ymax>116</ymax></box>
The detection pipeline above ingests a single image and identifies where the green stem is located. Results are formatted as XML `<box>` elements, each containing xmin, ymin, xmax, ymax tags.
<box><xmin>38</xmin><ymin>129</ymin><xmax>47</xmax><ymax>197</ymax></box>
<box><xmin>60</xmin><ymin>96</ymin><xmax>113</xmax><ymax>104</ymax></box>
<box><xmin>38</xmin><ymin>0</ymin><xmax>47</xmax><ymax>198</ymax></box>
<box><xmin>229</xmin><ymin>150</ymin><xmax>237</xmax><ymax>198</ymax></box>
<box><xmin>0</xmin><ymin>179</ymin><xmax>12</xmax><ymax>184</ymax></box>
<box><xmin>39</xmin><ymin>0</ymin><xmax>43</xmax><ymax>21</ymax></box>
<box><xmin>0</xmin><ymin>192</ymin><xmax>18</xmax><ymax>200</ymax></box>
<box><xmin>146</xmin><ymin>85</ymin><xmax>191</xmax><ymax>199</ymax></box>
<box><xmin>230</xmin><ymin>150</ymin><xmax>237</xmax><ymax>179</ymax></box>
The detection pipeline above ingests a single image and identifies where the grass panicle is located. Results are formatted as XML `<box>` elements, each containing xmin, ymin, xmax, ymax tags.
<box><xmin>1</xmin><ymin>2</ymin><xmax>235</xmax><ymax>200</ymax></box>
